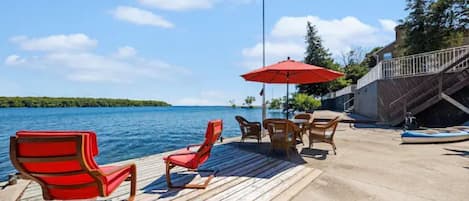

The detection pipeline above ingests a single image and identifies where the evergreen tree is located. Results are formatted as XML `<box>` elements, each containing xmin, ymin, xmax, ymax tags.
<box><xmin>304</xmin><ymin>22</ymin><xmax>334</xmax><ymax>67</ymax></box>
<box><xmin>403</xmin><ymin>0</ymin><xmax>467</xmax><ymax>55</ymax></box>
<box><xmin>403</xmin><ymin>0</ymin><xmax>431</xmax><ymax>55</ymax></box>
<box><xmin>298</xmin><ymin>22</ymin><xmax>348</xmax><ymax>96</ymax></box>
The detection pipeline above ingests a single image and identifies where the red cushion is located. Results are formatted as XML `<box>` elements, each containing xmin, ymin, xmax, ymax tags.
<box><xmin>12</xmin><ymin>131</ymin><xmax>125</xmax><ymax>200</ymax></box>
<box><xmin>163</xmin><ymin>120</ymin><xmax>223</xmax><ymax>170</ymax></box>
<box><xmin>49</xmin><ymin>186</ymin><xmax>99</xmax><ymax>200</ymax></box>
<box><xmin>164</xmin><ymin>149</ymin><xmax>197</xmax><ymax>169</ymax></box>
<box><xmin>100</xmin><ymin>166</ymin><xmax>132</xmax><ymax>195</ymax></box>
<box><xmin>16</xmin><ymin>131</ymin><xmax>99</xmax><ymax>169</ymax></box>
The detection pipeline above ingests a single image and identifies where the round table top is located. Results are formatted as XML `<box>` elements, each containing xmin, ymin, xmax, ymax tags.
<box><xmin>290</xmin><ymin>119</ymin><xmax>308</xmax><ymax>124</ymax></box>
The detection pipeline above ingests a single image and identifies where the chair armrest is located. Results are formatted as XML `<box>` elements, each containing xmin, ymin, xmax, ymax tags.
<box><xmin>311</xmin><ymin>122</ymin><xmax>331</xmax><ymax>129</ymax></box>
<box><xmin>166</xmin><ymin>152</ymin><xmax>196</xmax><ymax>161</ymax></box>
<box><xmin>246</xmin><ymin>122</ymin><xmax>261</xmax><ymax>127</ymax></box>
<box><xmin>186</xmin><ymin>144</ymin><xmax>203</xmax><ymax>150</ymax></box>
<box><xmin>92</xmin><ymin>163</ymin><xmax>136</xmax><ymax>177</ymax></box>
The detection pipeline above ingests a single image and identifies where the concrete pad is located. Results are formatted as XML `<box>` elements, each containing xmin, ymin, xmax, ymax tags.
<box><xmin>290</xmin><ymin>123</ymin><xmax>469</xmax><ymax>201</ymax></box>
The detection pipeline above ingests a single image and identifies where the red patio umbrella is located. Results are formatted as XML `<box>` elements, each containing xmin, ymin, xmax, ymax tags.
<box><xmin>241</xmin><ymin>57</ymin><xmax>344</xmax><ymax>118</ymax></box>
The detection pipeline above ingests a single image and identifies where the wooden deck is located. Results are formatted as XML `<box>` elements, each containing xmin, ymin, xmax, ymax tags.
<box><xmin>19</xmin><ymin>143</ymin><xmax>321</xmax><ymax>201</ymax></box>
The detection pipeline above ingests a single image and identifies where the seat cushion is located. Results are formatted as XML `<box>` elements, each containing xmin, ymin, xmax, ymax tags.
<box><xmin>100</xmin><ymin>165</ymin><xmax>131</xmax><ymax>195</ymax></box>
<box><xmin>163</xmin><ymin>149</ymin><xmax>197</xmax><ymax>169</ymax></box>
<box><xmin>325</xmin><ymin>131</ymin><xmax>333</xmax><ymax>139</ymax></box>
<box><xmin>48</xmin><ymin>186</ymin><xmax>99</xmax><ymax>200</ymax></box>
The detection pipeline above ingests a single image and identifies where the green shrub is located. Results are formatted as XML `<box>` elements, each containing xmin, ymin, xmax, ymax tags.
<box><xmin>292</xmin><ymin>93</ymin><xmax>321</xmax><ymax>111</ymax></box>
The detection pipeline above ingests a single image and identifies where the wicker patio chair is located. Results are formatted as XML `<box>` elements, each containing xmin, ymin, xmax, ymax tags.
<box><xmin>10</xmin><ymin>131</ymin><xmax>137</xmax><ymax>200</ymax></box>
<box><xmin>263</xmin><ymin>119</ymin><xmax>301</xmax><ymax>158</ymax></box>
<box><xmin>308</xmin><ymin>116</ymin><xmax>341</xmax><ymax>155</ymax></box>
<box><xmin>294</xmin><ymin>113</ymin><xmax>314</xmax><ymax>138</ymax></box>
<box><xmin>235</xmin><ymin>116</ymin><xmax>262</xmax><ymax>143</ymax></box>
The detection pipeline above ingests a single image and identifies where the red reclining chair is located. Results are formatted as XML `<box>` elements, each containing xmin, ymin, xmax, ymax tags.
<box><xmin>164</xmin><ymin>120</ymin><xmax>223</xmax><ymax>189</ymax></box>
<box><xmin>10</xmin><ymin>131</ymin><xmax>137</xmax><ymax>200</ymax></box>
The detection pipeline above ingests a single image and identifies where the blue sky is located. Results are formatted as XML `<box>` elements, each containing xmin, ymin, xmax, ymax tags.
<box><xmin>0</xmin><ymin>0</ymin><xmax>406</xmax><ymax>106</ymax></box>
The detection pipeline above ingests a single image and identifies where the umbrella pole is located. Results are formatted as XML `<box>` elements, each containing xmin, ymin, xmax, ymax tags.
<box><xmin>286</xmin><ymin>82</ymin><xmax>289</xmax><ymax>119</ymax></box>
<box><xmin>261</xmin><ymin>0</ymin><xmax>267</xmax><ymax>124</ymax></box>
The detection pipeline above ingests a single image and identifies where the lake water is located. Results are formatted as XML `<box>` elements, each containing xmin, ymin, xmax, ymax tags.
<box><xmin>0</xmin><ymin>106</ymin><xmax>283</xmax><ymax>181</ymax></box>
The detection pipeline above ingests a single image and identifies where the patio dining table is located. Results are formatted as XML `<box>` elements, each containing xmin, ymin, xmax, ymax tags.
<box><xmin>290</xmin><ymin>119</ymin><xmax>309</xmax><ymax>142</ymax></box>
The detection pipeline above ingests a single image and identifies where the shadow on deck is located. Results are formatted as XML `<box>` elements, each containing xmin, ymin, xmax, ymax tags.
<box><xmin>131</xmin><ymin>142</ymin><xmax>320</xmax><ymax>200</ymax></box>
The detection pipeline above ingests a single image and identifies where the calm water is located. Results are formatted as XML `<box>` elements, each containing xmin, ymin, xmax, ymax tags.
<box><xmin>0</xmin><ymin>106</ymin><xmax>283</xmax><ymax>181</ymax></box>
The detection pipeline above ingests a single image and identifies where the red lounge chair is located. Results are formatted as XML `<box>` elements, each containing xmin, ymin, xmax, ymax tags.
<box><xmin>10</xmin><ymin>131</ymin><xmax>137</xmax><ymax>200</ymax></box>
<box><xmin>163</xmin><ymin>120</ymin><xmax>223</xmax><ymax>189</ymax></box>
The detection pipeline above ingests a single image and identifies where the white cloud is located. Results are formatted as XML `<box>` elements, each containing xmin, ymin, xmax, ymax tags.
<box><xmin>379</xmin><ymin>19</ymin><xmax>398</xmax><ymax>32</ymax></box>
<box><xmin>241</xmin><ymin>42</ymin><xmax>304</xmax><ymax>69</ymax></box>
<box><xmin>242</xmin><ymin>16</ymin><xmax>395</xmax><ymax>68</ymax></box>
<box><xmin>242</xmin><ymin>42</ymin><xmax>304</xmax><ymax>58</ymax></box>
<box><xmin>9</xmin><ymin>34</ymin><xmax>97</xmax><ymax>52</ymax></box>
<box><xmin>176</xmin><ymin>90</ymin><xmax>228</xmax><ymax>106</ymax></box>
<box><xmin>112</xmin><ymin>6</ymin><xmax>173</xmax><ymax>28</ymax></box>
<box><xmin>115</xmin><ymin>46</ymin><xmax>137</xmax><ymax>58</ymax></box>
<box><xmin>6</xmin><ymin>35</ymin><xmax>189</xmax><ymax>83</ymax></box>
<box><xmin>138</xmin><ymin>0</ymin><xmax>214</xmax><ymax>11</ymax></box>
<box><xmin>4</xmin><ymin>54</ymin><xmax>26</xmax><ymax>65</ymax></box>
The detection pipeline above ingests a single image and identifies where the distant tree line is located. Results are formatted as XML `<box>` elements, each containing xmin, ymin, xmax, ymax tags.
<box><xmin>0</xmin><ymin>97</ymin><xmax>171</xmax><ymax>108</ymax></box>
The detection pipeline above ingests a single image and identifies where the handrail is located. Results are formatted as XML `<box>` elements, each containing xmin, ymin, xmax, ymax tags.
<box><xmin>335</xmin><ymin>85</ymin><xmax>356</xmax><ymax>97</ymax></box>
<box><xmin>385</xmin><ymin>45</ymin><xmax>469</xmax><ymax>61</ymax></box>
<box><xmin>382</xmin><ymin>45</ymin><xmax>469</xmax><ymax>79</ymax></box>
<box><xmin>356</xmin><ymin>45</ymin><xmax>469</xmax><ymax>89</ymax></box>
<box><xmin>389</xmin><ymin>51</ymin><xmax>469</xmax><ymax>107</ymax></box>
<box><xmin>357</xmin><ymin>63</ymin><xmax>382</xmax><ymax>89</ymax></box>
<box><xmin>343</xmin><ymin>97</ymin><xmax>354</xmax><ymax>111</ymax></box>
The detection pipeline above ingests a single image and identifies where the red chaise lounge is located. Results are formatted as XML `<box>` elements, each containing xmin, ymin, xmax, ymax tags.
<box><xmin>164</xmin><ymin>120</ymin><xmax>223</xmax><ymax>189</ymax></box>
<box><xmin>10</xmin><ymin>131</ymin><xmax>137</xmax><ymax>200</ymax></box>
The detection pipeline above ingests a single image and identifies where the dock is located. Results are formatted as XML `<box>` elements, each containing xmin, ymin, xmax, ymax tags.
<box><xmin>18</xmin><ymin>142</ymin><xmax>321</xmax><ymax>201</ymax></box>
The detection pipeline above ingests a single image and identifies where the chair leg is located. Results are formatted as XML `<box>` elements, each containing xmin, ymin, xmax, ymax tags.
<box><xmin>165</xmin><ymin>160</ymin><xmax>173</xmax><ymax>188</ymax></box>
<box><xmin>166</xmin><ymin>161</ymin><xmax>216</xmax><ymax>189</ymax></box>
<box><xmin>128</xmin><ymin>164</ymin><xmax>137</xmax><ymax>201</ymax></box>
<box><xmin>331</xmin><ymin>142</ymin><xmax>337</xmax><ymax>155</ymax></box>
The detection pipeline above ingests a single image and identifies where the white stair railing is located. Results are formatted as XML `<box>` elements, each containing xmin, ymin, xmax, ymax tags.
<box><xmin>356</xmin><ymin>45</ymin><xmax>469</xmax><ymax>89</ymax></box>
<box><xmin>335</xmin><ymin>85</ymin><xmax>356</xmax><ymax>97</ymax></box>
<box><xmin>357</xmin><ymin>62</ymin><xmax>382</xmax><ymax>89</ymax></box>
<box><xmin>382</xmin><ymin>45</ymin><xmax>469</xmax><ymax>79</ymax></box>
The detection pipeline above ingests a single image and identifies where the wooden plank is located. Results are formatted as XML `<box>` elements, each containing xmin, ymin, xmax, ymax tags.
<box><xmin>272</xmin><ymin>169</ymin><xmax>322</xmax><ymax>201</ymax></box>
<box><xmin>250</xmin><ymin>168</ymin><xmax>317</xmax><ymax>201</ymax></box>
<box><xmin>100</xmin><ymin>148</ymin><xmax>252</xmax><ymax>200</ymax></box>
<box><xmin>178</xmin><ymin>159</ymin><xmax>289</xmax><ymax>201</ymax></box>
<box><xmin>203</xmin><ymin>161</ymin><xmax>296</xmax><ymax>201</ymax></box>
<box><xmin>220</xmin><ymin>165</ymin><xmax>305</xmax><ymax>201</ymax></box>
<box><xmin>133</xmin><ymin>153</ymin><xmax>269</xmax><ymax>201</ymax></box>
<box><xmin>0</xmin><ymin>180</ymin><xmax>31</xmax><ymax>201</ymax></box>
<box><xmin>107</xmin><ymin>149</ymin><xmax>260</xmax><ymax>200</ymax></box>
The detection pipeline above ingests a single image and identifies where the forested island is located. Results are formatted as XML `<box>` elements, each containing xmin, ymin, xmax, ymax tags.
<box><xmin>0</xmin><ymin>97</ymin><xmax>171</xmax><ymax>108</ymax></box>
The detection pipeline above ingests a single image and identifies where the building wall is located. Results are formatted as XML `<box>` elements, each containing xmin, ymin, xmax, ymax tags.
<box><xmin>321</xmin><ymin>94</ymin><xmax>353</xmax><ymax>112</ymax></box>
<box><xmin>354</xmin><ymin>81</ymin><xmax>379</xmax><ymax>120</ymax></box>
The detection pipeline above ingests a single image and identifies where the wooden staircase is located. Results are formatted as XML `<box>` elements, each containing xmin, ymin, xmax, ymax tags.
<box><xmin>388</xmin><ymin>52</ymin><xmax>469</xmax><ymax>126</ymax></box>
